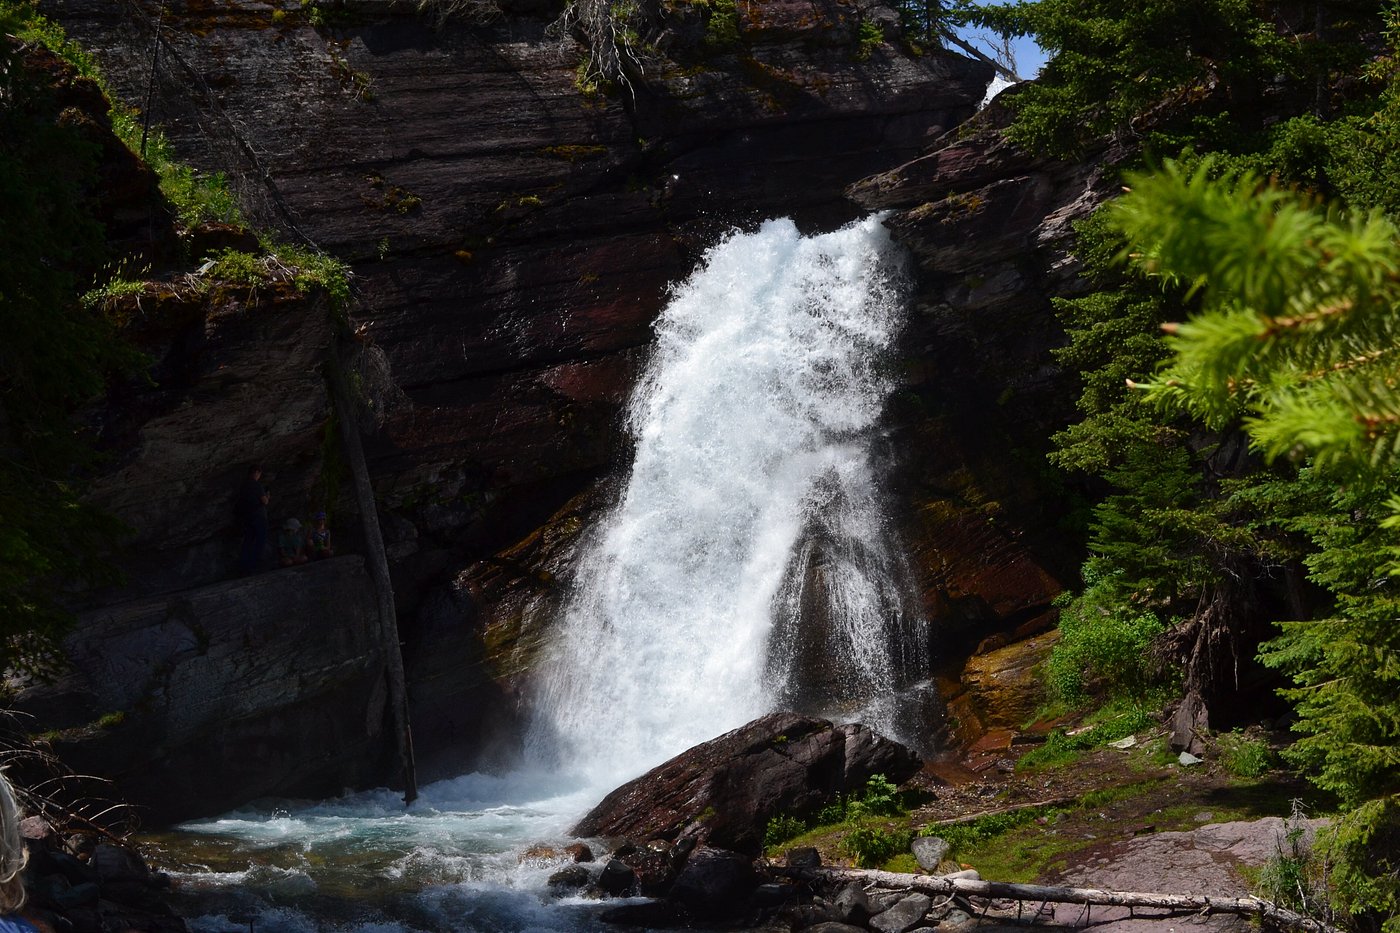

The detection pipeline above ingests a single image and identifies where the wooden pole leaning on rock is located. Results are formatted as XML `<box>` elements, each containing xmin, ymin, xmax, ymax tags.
<box><xmin>783</xmin><ymin>866</ymin><xmax>1341</xmax><ymax>933</ymax></box>
<box><xmin>329</xmin><ymin>340</ymin><xmax>418</xmax><ymax>805</ymax></box>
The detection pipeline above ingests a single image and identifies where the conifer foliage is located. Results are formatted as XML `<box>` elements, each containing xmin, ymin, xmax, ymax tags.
<box><xmin>952</xmin><ymin>0</ymin><xmax>1293</xmax><ymax>154</ymax></box>
<box><xmin>1111</xmin><ymin>163</ymin><xmax>1400</xmax><ymax>930</ymax></box>
<box><xmin>1116</xmin><ymin>159</ymin><xmax>1400</xmax><ymax>475</ymax></box>
<box><xmin>969</xmin><ymin>0</ymin><xmax>1400</xmax><ymax>922</ymax></box>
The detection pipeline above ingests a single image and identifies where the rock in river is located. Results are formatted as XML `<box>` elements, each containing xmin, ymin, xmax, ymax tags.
<box><xmin>571</xmin><ymin>711</ymin><xmax>919</xmax><ymax>854</ymax></box>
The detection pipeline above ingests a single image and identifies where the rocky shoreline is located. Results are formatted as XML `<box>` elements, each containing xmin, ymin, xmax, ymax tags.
<box><xmin>505</xmin><ymin>710</ymin><xmax>1318</xmax><ymax>931</ymax></box>
<box><xmin>20</xmin><ymin>818</ymin><xmax>185</xmax><ymax>933</ymax></box>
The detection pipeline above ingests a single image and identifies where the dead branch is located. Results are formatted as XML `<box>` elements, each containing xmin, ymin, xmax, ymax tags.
<box><xmin>778</xmin><ymin>866</ymin><xmax>1341</xmax><ymax>933</ymax></box>
<box><xmin>920</xmin><ymin>797</ymin><xmax>1077</xmax><ymax>830</ymax></box>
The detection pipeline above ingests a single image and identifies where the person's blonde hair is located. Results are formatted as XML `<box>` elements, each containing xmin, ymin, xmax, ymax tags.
<box><xmin>0</xmin><ymin>769</ymin><xmax>28</xmax><ymax>913</ymax></box>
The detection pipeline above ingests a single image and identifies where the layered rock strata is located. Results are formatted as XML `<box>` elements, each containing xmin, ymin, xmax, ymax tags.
<box><xmin>46</xmin><ymin>0</ymin><xmax>993</xmax><ymax>599</ymax></box>
<box><xmin>850</xmin><ymin>99</ymin><xmax>1133</xmax><ymax>660</ymax></box>
<box><xmin>30</xmin><ymin>0</ymin><xmax>1141</xmax><ymax>817</ymax></box>
<box><xmin>34</xmin><ymin>0</ymin><xmax>1008</xmax><ymax>806</ymax></box>
<box><xmin>20</xmin><ymin>556</ymin><xmax>393</xmax><ymax>822</ymax></box>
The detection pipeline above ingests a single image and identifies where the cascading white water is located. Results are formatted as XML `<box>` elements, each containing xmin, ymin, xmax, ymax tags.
<box><xmin>151</xmin><ymin>215</ymin><xmax>932</xmax><ymax>933</ymax></box>
<box><xmin>528</xmin><ymin>214</ymin><xmax>928</xmax><ymax>787</ymax></box>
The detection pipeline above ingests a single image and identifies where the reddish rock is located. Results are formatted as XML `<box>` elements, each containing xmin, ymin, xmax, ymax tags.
<box><xmin>948</xmin><ymin>630</ymin><xmax>1060</xmax><ymax>744</ymax></box>
<box><xmin>19</xmin><ymin>816</ymin><xmax>54</xmax><ymax>841</ymax></box>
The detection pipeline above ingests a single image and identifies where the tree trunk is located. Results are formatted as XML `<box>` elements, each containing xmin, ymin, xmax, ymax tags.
<box><xmin>780</xmin><ymin>866</ymin><xmax>1340</xmax><ymax>933</ymax></box>
<box><xmin>329</xmin><ymin>339</ymin><xmax>418</xmax><ymax>804</ymax></box>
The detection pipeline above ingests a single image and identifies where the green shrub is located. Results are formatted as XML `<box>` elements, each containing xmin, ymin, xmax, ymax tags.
<box><xmin>854</xmin><ymin>19</ymin><xmax>883</xmax><ymax>61</ymax></box>
<box><xmin>848</xmin><ymin>773</ymin><xmax>903</xmax><ymax>819</ymax></box>
<box><xmin>815</xmin><ymin>798</ymin><xmax>848</xmax><ymax>825</ymax></box>
<box><xmin>1218</xmin><ymin>731</ymin><xmax>1273</xmax><ymax>778</ymax></box>
<box><xmin>1047</xmin><ymin>569</ymin><xmax>1167</xmax><ymax>703</ymax></box>
<box><xmin>844</xmin><ymin>822</ymin><xmax>911</xmax><ymax>868</ymax></box>
<box><xmin>764</xmin><ymin>814</ymin><xmax>806</xmax><ymax>848</ymax></box>
<box><xmin>701</xmin><ymin>0</ymin><xmax>739</xmax><ymax>51</ymax></box>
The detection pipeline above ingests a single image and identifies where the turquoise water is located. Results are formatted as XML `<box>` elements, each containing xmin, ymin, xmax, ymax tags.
<box><xmin>143</xmin><ymin>771</ymin><xmax>631</xmax><ymax>933</ymax></box>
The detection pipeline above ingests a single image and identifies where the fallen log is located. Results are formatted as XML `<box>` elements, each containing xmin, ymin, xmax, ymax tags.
<box><xmin>778</xmin><ymin>866</ymin><xmax>1339</xmax><ymax>933</ymax></box>
<box><xmin>918</xmin><ymin>796</ymin><xmax>1077</xmax><ymax>830</ymax></box>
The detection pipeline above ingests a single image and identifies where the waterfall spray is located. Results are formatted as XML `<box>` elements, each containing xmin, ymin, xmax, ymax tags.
<box><xmin>528</xmin><ymin>215</ymin><xmax>928</xmax><ymax>789</ymax></box>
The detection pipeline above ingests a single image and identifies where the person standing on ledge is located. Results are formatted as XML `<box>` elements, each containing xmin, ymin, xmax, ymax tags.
<box><xmin>236</xmin><ymin>463</ymin><xmax>270</xmax><ymax>575</ymax></box>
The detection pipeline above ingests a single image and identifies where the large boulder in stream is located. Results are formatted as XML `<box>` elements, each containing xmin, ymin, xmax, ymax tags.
<box><xmin>571</xmin><ymin>712</ymin><xmax>919</xmax><ymax>855</ymax></box>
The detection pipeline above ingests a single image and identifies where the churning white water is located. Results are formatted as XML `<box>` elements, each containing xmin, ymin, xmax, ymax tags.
<box><xmin>149</xmin><ymin>215</ymin><xmax>929</xmax><ymax>933</ymax></box>
<box><xmin>528</xmin><ymin>214</ymin><xmax>927</xmax><ymax>787</ymax></box>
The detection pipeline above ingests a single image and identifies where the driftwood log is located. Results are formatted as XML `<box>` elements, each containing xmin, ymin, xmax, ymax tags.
<box><xmin>780</xmin><ymin>866</ymin><xmax>1340</xmax><ymax>933</ymax></box>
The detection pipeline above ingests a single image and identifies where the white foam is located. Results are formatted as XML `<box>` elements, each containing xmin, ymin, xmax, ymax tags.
<box><xmin>526</xmin><ymin>214</ymin><xmax>926</xmax><ymax>789</ymax></box>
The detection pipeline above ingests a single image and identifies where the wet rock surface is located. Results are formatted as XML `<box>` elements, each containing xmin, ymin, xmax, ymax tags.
<box><xmin>850</xmin><ymin>98</ymin><xmax>1137</xmax><ymax>666</ymax></box>
<box><xmin>667</xmin><ymin>846</ymin><xmax>761</xmax><ymax>916</ymax></box>
<box><xmin>23</xmin><ymin>822</ymin><xmax>186</xmax><ymax>933</ymax></box>
<box><xmin>573</xmin><ymin>711</ymin><xmax>920</xmax><ymax>854</ymax></box>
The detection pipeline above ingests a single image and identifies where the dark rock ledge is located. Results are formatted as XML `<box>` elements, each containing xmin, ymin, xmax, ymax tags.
<box><xmin>572</xmin><ymin>710</ymin><xmax>921</xmax><ymax>855</ymax></box>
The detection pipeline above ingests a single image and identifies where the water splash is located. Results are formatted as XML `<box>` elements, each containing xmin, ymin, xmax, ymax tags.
<box><xmin>149</xmin><ymin>215</ymin><xmax>931</xmax><ymax>933</ymax></box>
<box><xmin>527</xmin><ymin>215</ymin><xmax>928</xmax><ymax>787</ymax></box>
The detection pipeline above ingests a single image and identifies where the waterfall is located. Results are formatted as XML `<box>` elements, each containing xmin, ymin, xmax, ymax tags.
<box><xmin>527</xmin><ymin>215</ymin><xmax>928</xmax><ymax>788</ymax></box>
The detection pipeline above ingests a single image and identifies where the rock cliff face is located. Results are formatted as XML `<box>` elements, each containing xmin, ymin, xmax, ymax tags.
<box><xmin>852</xmin><ymin>98</ymin><xmax>1130</xmax><ymax>659</ymax></box>
<box><xmin>46</xmin><ymin>0</ymin><xmax>993</xmax><ymax>600</ymax></box>
<box><xmin>28</xmin><ymin>0</ymin><xmax>1123</xmax><ymax>818</ymax></box>
<box><xmin>34</xmin><ymin>0</ymin><xmax>999</xmax><ymax>807</ymax></box>
<box><xmin>22</xmin><ymin>557</ymin><xmax>392</xmax><ymax>823</ymax></box>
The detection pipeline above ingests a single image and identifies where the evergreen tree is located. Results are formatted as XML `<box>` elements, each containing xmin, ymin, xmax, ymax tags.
<box><xmin>1043</xmin><ymin>211</ymin><xmax>1292</xmax><ymax>716</ymax></box>
<box><xmin>953</xmin><ymin>0</ymin><xmax>1295</xmax><ymax>154</ymax></box>
<box><xmin>1116</xmin><ymin>159</ymin><xmax>1400</xmax><ymax>476</ymax></box>
<box><xmin>955</xmin><ymin>0</ymin><xmax>1382</xmax><ymax>157</ymax></box>
<box><xmin>1112</xmin><ymin>161</ymin><xmax>1400</xmax><ymax>929</ymax></box>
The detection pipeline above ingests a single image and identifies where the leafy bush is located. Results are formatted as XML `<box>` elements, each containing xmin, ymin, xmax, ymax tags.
<box><xmin>1217</xmin><ymin>731</ymin><xmax>1273</xmax><ymax>778</ymax></box>
<box><xmin>764</xmin><ymin>814</ymin><xmax>806</xmax><ymax>848</ymax></box>
<box><xmin>815</xmin><ymin>799</ymin><xmax>848</xmax><ymax>825</ymax></box>
<box><xmin>843</xmin><ymin>823</ymin><xmax>911</xmax><ymax>868</ymax></box>
<box><xmin>699</xmin><ymin>0</ymin><xmax>740</xmax><ymax>51</ymax></box>
<box><xmin>764</xmin><ymin>774</ymin><xmax>912</xmax><ymax>860</ymax></box>
<box><xmin>1047</xmin><ymin>567</ymin><xmax>1168</xmax><ymax>703</ymax></box>
<box><xmin>847</xmin><ymin>773</ymin><xmax>903</xmax><ymax>819</ymax></box>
